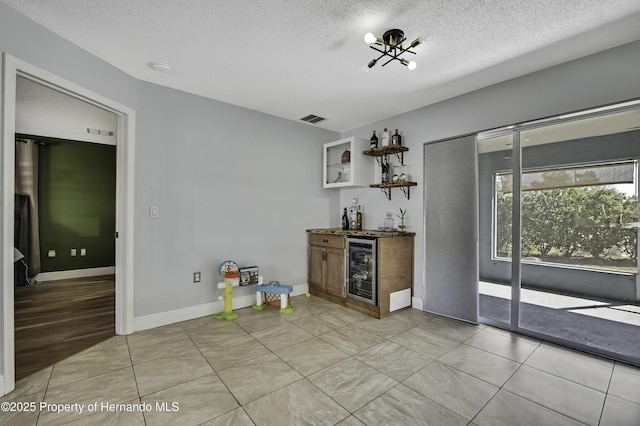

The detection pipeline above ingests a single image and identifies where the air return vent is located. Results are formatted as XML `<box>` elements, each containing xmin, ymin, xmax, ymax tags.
<box><xmin>300</xmin><ymin>114</ymin><xmax>326</xmax><ymax>124</ymax></box>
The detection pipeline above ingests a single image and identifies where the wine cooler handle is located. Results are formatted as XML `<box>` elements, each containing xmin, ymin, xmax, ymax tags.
<box><xmin>321</xmin><ymin>239</ymin><xmax>329</xmax><ymax>243</ymax></box>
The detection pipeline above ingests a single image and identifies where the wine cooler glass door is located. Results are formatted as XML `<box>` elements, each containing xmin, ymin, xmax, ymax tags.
<box><xmin>347</xmin><ymin>238</ymin><xmax>377</xmax><ymax>305</ymax></box>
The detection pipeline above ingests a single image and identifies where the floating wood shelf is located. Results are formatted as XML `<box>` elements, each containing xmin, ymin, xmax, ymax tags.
<box><xmin>363</xmin><ymin>145</ymin><xmax>409</xmax><ymax>166</ymax></box>
<box><xmin>370</xmin><ymin>181</ymin><xmax>417</xmax><ymax>200</ymax></box>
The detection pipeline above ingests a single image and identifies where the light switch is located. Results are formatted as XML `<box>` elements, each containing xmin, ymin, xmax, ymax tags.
<box><xmin>48</xmin><ymin>250</ymin><xmax>56</xmax><ymax>258</ymax></box>
<box><xmin>80</xmin><ymin>248</ymin><xmax>86</xmax><ymax>256</ymax></box>
<box><xmin>149</xmin><ymin>205</ymin><xmax>160</xmax><ymax>219</ymax></box>
<box><xmin>71</xmin><ymin>248</ymin><xmax>77</xmax><ymax>256</ymax></box>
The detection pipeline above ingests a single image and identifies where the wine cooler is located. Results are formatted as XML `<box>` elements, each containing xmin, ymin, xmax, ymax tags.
<box><xmin>346</xmin><ymin>237</ymin><xmax>377</xmax><ymax>305</ymax></box>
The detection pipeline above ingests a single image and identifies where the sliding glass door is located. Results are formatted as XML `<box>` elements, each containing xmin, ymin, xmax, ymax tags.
<box><xmin>478</xmin><ymin>132</ymin><xmax>514</xmax><ymax>328</ymax></box>
<box><xmin>479</xmin><ymin>103</ymin><xmax>640</xmax><ymax>365</ymax></box>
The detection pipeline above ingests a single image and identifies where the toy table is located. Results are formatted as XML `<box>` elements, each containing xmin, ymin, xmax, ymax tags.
<box><xmin>253</xmin><ymin>281</ymin><xmax>295</xmax><ymax>314</ymax></box>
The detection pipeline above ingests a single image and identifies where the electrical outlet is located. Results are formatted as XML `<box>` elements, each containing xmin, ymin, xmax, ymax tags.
<box><xmin>71</xmin><ymin>248</ymin><xmax>77</xmax><ymax>256</ymax></box>
<box><xmin>80</xmin><ymin>248</ymin><xmax>87</xmax><ymax>256</ymax></box>
<box><xmin>193</xmin><ymin>272</ymin><xmax>201</xmax><ymax>283</ymax></box>
<box><xmin>48</xmin><ymin>250</ymin><xmax>56</xmax><ymax>258</ymax></box>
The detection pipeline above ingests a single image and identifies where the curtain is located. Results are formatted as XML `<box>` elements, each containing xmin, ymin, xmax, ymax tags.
<box><xmin>14</xmin><ymin>194</ymin><xmax>30</xmax><ymax>286</ymax></box>
<box><xmin>15</xmin><ymin>138</ymin><xmax>41</xmax><ymax>278</ymax></box>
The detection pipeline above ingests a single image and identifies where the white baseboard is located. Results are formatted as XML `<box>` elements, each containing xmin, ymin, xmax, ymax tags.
<box><xmin>412</xmin><ymin>297</ymin><xmax>424</xmax><ymax>310</ymax></box>
<box><xmin>36</xmin><ymin>266</ymin><xmax>115</xmax><ymax>282</ymax></box>
<box><xmin>134</xmin><ymin>283</ymin><xmax>309</xmax><ymax>332</ymax></box>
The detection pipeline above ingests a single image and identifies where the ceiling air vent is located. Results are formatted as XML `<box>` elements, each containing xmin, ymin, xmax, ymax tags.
<box><xmin>300</xmin><ymin>114</ymin><xmax>326</xmax><ymax>124</ymax></box>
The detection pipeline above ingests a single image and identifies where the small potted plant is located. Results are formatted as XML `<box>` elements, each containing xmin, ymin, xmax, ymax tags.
<box><xmin>397</xmin><ymin>208</ymin><xmax>407</xmax><ymax>232</ymax></box>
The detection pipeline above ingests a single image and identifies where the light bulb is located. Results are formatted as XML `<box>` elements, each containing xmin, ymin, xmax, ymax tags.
<box><xmin>364</xmin><ymin>32</ymin><xmax>377</xmax><ymax>44</ymax></box>
<box><xmin>407</xmin><ymin>61</ymin><xmax>417</xmax><ymax>70</ymax></box>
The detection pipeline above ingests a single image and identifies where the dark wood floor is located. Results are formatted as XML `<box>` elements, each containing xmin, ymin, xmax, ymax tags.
<box><xmin>14</xmin><ymin>275</ymin><xmax>115</xmax><ymax>380</ymax></box>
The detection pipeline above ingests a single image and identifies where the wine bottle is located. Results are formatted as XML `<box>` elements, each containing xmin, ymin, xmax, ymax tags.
<box><xmin>356</xmin><ymin>205</ymin><xmax>362</xmax><ymax>230</ymax></box>
<box><xmin>370</xmin><ymin>131</ymin><xmax>378</xmax><ymax>149</ymax></box>
<box><xmin>391</xmin><ymin>129</ymin><xmax>402</xmax><ymax>146</ymax></box>
<box><xmin>342</xmin><ymin>207</ymin><xmax>349</xmax><ymax>230</ymax></box>
<box><xmin>349</xmin><ymin>198</ymin><xmax>358</xmax><ymax>230</ymax></box>
<box><xmin>381</xmin><ymin>161</ymin><xmax>389</xmax><ymax>183</ymax></box>
<box><xmin>381</xmin><ymin>128</ymin><xmax>389</xmax><ymax>146</ymax></box>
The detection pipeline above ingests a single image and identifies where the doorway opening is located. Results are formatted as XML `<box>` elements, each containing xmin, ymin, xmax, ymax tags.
<box><xmin>1</xmin><ymin>54</ymin><xmax>135</xmax><ymax>396</ymax></box>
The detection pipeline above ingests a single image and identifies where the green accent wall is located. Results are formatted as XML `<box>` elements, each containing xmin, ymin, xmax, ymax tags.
<box><xmin>37</xmin><ymin>138</ymin><xmax>116</xmax><ymax>272</ymax></box>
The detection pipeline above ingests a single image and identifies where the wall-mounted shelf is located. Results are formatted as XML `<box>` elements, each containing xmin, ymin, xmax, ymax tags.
<box><xmin>363</xmin><ymin>145</ymin><xmax>416</xmax><ymax>200</ymax></box>
<box><xmin>323</xmin><ymin>137</ymin><xmax>372</xmax><ymax>188</ymax></box>
<box><xmin>370</xmin><ymin>181</ymin><xmax>417</xmax><ymax>200</ymax></box>
<box><xmin>363</xmin><ymin>145</ymin><xmax>409</xmax><ymax>166</ymax></box>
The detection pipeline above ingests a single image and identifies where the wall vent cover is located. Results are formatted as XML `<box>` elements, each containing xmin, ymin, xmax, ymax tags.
<box><xmin>300</xmin><ymin>114</ymin><xmax>326</xmax><ymax>124</ymax></box>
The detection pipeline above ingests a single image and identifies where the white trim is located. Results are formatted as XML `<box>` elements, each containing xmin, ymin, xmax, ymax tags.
<box><xmin>134</xmin><ymin>284</ymin><xmax>309</xmax><ymax>332</ymax></box>
<box><xmin>1</xmin><ymin>53</ymin><xmax>18</xmax><ymax>396</ymax></box>
<box><xmin>412</xmin><ymin>297</ymin><xmax>424</xmax><ymax>310</ymax></box>
<box><xmin>35</xmin><ymin>267</ymin><xmax>116</xmax><ymax>282</ymax></box>
<box><xmin>1</xmin><ymin>54</ymin><xmax>136</xmax><ymax>397</ymax></box>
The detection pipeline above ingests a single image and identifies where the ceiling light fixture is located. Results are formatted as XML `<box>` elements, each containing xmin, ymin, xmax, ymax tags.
<box><xmin>364</xmin><ymin>29</ymin><xmax>421</xmax><ymax>70</ymax></box>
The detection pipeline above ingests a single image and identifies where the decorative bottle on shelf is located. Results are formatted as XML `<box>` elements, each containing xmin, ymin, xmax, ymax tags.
<box><xmin>342</xmin><ymin>207</ymin><xmax>349</xmax><ymax>230</ymax></box>
<box><xmin>341</xmin><ymin>148</ymin><xmax>350</xmax><ymax>164</ymax></box>
<box><xmin>356</xmin><ymin>205</ymin><xmax>363</xmax><ymax>230</ymax></box>
<box><xmin>391</xmin><ymin>129</ymin><xmax>402</xmax><ymax>146</ymax></box>
<box><xmin>370</xmin><ymin>131</ymin><xmax>378</xmax><ymax>149</ymax></box>
<box><xmin>381</xmin><ymin>161</ymin><xmax>389</xmax><ymax>183</ymax></box>
<box><xmin>349</xmin><ymin>198</ymin><xmax>359</xmax><ymax>230</ymax></box>
<box><xmin>381</xmin><ymin>128</ymin><xmax>389</xmax><ymax>147</ymax></box>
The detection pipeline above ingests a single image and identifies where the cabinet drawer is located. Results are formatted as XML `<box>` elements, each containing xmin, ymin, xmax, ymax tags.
<box><xmin>309</xmin><ymin>233</ymin><xmax>345</xmax><ymax>249</ymax></box>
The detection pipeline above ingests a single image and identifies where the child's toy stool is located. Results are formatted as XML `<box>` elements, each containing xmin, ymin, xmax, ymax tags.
<box><xmin>253</xmin><ymin>281</ymin><xmax>295</xmax><ymax>314</ymax></box>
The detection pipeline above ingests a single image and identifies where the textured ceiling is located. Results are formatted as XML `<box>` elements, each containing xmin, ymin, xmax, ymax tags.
<box><xmin>3</xmin><ymin>1</ymin><xmax>640</xmax><ymax>132</ymax></box>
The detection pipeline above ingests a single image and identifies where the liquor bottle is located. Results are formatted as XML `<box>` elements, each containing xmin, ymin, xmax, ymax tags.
<box><xmin>356</xmin><ymin>205</ymin><xmax>363</xmax><ymax>230</ymax></box>
<box><xmin>391</xmin><ymin>129</ymin><xmax>402</xmax><ymax>146</ymax></box>
<box><xmin>341</xmin><ymin>207</ymin><xmax>349</xmax><ymax>230</ymax></box>
<box><xmin>370</xmin><ymin>131</ymin><xmax>378</xmax><ymax>149</ymax></box>
<box><xmin>381</xmin><ymin>161</ymin><xmax>389</xmax><ymax>183</ymax></box>
<box><xmin>381</xmin><ymin>128</ymin><xmax>389</xmax><ymax>146</ymax></box>
<box><xmin>349</xmin><ymin>198</ymin><xmax>358</xmax><ymax>229</ymax></box>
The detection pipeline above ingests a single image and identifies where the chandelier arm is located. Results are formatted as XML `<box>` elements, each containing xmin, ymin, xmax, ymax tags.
<box><xmin>369</xmin><ymin>46</ymin><xmax>396</xmax><ymax>63</ymax></box>
<box><xmin>395</xmin><ymin>45</ymin><xmax>417</xmax><ymax>56</ymax></box>
<box><xmin>369</xmin><ymin>45</ymin><xmax>390</xmax><ymax>56</ymax></box>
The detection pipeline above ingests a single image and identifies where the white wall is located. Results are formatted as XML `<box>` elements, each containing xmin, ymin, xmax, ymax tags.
<box><xmin>340</xmin><ymin>39</ymin><xmax>640</xmax><ymax>306</ymax></box>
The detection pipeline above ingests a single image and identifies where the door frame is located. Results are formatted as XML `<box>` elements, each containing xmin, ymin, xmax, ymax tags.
<box><xmin>1</xmin><ymin>54</ymin><xmax>135</xmax><ymax>395</ymax></box>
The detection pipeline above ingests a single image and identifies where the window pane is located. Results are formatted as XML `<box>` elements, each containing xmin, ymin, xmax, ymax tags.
<box><xmin>494</xmin><ymin>161</ymin><xmax>638</xmax><ymax>273</ymax></box>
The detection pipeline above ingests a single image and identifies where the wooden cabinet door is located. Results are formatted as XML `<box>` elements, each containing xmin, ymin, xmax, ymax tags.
<box><xmin>324</xmin><ymin>248</ymin><xmax>345</xmax><ymax>297</ymax></box>
<box><xmin>308</xmin><ymin>245</ymin><xmax>325</xmax><ymax>289</ymax></box>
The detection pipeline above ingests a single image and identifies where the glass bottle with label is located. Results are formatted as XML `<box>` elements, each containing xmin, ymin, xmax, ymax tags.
<box><xmin>381</xmin><ymin>128</ymin><xmax>389</xmax><ymax>146</ymax></box>
<box><xmin>349</xmin><ymin>198</ymin><xmax>359</xmax><ymax>229</ymax></box>
<box><xmin>370</xmin><ymin>131</ymin><xmax>378</xmax><ymax>149</ymax></box>
<box><xmin>391</xmin><ymin>129</ymin><xmax>402</xmax><ymax>146</ymax></box>
<box><xmin>342</xmin><ymin>207</ymin><xmax>349</xmax><ymax>230</ymax></box>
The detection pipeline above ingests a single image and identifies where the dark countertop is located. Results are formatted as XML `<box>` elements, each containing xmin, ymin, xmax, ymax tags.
<box><xmin>307</xmin><ymin>228</ymin><xmax>415</xmax><ymax>238</ymax></box>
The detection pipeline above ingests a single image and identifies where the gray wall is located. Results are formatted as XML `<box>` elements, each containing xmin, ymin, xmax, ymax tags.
<box><xmin>341</xmin><ymin>39</ymin><xmax>640</xmax><ymax>306</ymax></box>
<box><xmin>133</xmin><ymin>82</ymin><xmax>338</xmax><ymax>316</ymax></box>
<box><xmin>2</xmin><ymin>2</ymin><xmax>640</xmax><ymax>325</ymax></box>
<box><xmin>0</xmin><ymin>1</ymin><xmax>339</xmax><ymax>324</ymax></box>
<box><xmin>479</xmin><ymin>132</ymin><xmax>640</xmax><ymax>301</ymax></box>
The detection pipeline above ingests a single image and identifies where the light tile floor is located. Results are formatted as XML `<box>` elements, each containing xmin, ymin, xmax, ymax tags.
<box><xmin>2</xmin><ymin>295</ymin><xmax>640</xmax><ymax>425</ymax></box>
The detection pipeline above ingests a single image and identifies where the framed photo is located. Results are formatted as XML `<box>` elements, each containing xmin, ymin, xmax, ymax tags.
<box><xmin>240</xmin><ymin>266</ymin><xmax>259</xmax><ymax>286</ymax></box>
